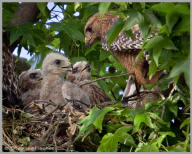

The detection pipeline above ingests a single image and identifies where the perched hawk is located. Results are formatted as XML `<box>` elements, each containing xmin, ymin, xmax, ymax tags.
<box><xmin>18</xmin><ymin>69</ymin><xmax>42</xmax><ymax>106</ymax></box>
<box><xmin>84</xmin><ymin>12</ymin><xmax>162</xmax><ymax>95</ymax></box>
<box><xmin>40</xmin><ymin>53</ymin><xmax>91</xmax><ymax>112</ymax></box>
<box><xmin>66</xmin><ymin>61</ymin><xmax>111</xmax><ymax>107</ymax></box>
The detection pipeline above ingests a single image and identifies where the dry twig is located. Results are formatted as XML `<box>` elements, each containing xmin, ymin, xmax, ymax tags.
<box><xmin>161</xmin><ymin>84</ymin><xmax>177</xmax><ymax>119</ymax></box>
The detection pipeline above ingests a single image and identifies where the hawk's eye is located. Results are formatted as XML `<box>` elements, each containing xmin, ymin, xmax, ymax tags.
<box><xmin>86</xmin><ymin>27</ymin><xmax>92</xmax><ymax>33</ymax></box>
<box><xmin>72</xmin><ymin>67</ymin><xmax>78</xmax><ymax>74</ymax></box>
<box><xmin>55</xmin><ymin>59</ymin><xmax>61</xmax><ymax>65</ymax></box>
<box><xmin>29</xmin><ymin>73</ymin><xmax>37</xmax><ymax>79</ymax></box>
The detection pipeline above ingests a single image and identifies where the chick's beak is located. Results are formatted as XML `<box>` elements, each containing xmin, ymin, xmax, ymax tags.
<box><xmin>81</xmin><ymin>63</ymin><xmax>91</xmax><ymax>73</ymax></box>
<box><xmin>62</xmin><ymin>63</ymin><xmax>73</xmax><ymax>71</ymax></box>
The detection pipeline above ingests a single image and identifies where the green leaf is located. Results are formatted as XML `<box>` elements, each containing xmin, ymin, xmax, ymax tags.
<box><xmin>123</xmin><ymin>10</ymin><xmax>142</xmax><ymax>30</ymax></box>
<box><xmin>93</xmin><ymin>107</ymin><xmax>114</xmax><ymax>133</ymax></box>
<box><xmin>74</xmin><ymin>2</ymin><xmax>81</xmax><ymax>11</ymax></box>
<box><xmin>115</xmin><ymin>126</ymin><xmax>135</xmax><ymax>146</ymax></box>
<box><xmin>158</xmin><ymin>131</ymin><xmax>175</xmax><ymax>137</ymax></box>
<box><xmin>97</xmin><ymin>80</ymin><xmax>110</xmax><ymax>94</ymax></box>
<box><xmin>75</xmin><ymin>107</ymin><xmax>101</xmax><ymax>141</ymax></box>
<box><xmin>70</xmin><ymin>57</ymin><xmax>87</xmax><ymax>64</ymax></box>
<box><xmin>51</xmin><ymin>38</ymin><xmax>60</xmax><ymax>49</ymax></box>
<box><xmin>98</xmin><ymin>2</ymin><xmax>111</xmax><ymax>18</ymax></box>
<box><xmin>81</xmin><ymin>125</ymin><xmax>94</xmax><ymax>142</ymax></box>
<box><xmin>144</xmin><ymin>10</ymin><xmax>162</xmax><ymax>26</ymax></box>
<box><xmin>85</xmin><ymin>42</ymin><xmax>101</xmax><ymax>56</ymax></box>
<box><xmin>166</xmin><ymin>101</ymin><xmax>178</xmax><ymax>117</ymax></box>
<box><xmin>180</xmin><ymin>118</ymin><xmax>190</xmax><ymax>129</ymax></box>
<box><xmin>134</xmin><ymin>112</ymin><xmax>154</xmax><ymax>130</ymax></box>
<box><xmin>21</xmin><ymin>112</ymin><xmax>34</xmax><ymax>119</ymax></box>
<box><xmin>10</xmin><ymin>27</ymin><xmax>23</xmax><ymax>45</ymax></box>
<box><xmin>50</xmin><ymin>22</ymin><xmax>84</xmax><ymax>42</ymax></box>
<box><xmin>174</xmin><ymin>4</ymin><xmax>190</xmax><ymax>15</ymax></box>
<box><xmin>37</xmin><ymin>3</ymin><xmax>48</xmax><ymax>17</ymax></box>
<box><xmin>99</xmin><ymin>50</ymin><xmax>110</xmax><ymax>61</ymax></box>
<box><xmin>97</xmin><ymin>126</ymin><xmax>134</xmax><ymax>152</ymax></box>
<box><xmin>156</xmin><ymin>132</ymin><xmax>175</xmax><ymax>147</ymax></box>
<box><xmin>49</xmin><ymin>22</ymin><xmax>64</xmax><ymax>31</ymax></box>
<box><xmin>144</xmin><ymin>36</ymin><xmax>178</xmax><ymax>51</ymax></box>
<box><xmin>150</xmin><ymin>3</ymin><xmax>175</xmax><ymax>14</ymax></box>
<box><xmin>97</xmin><ymin>133</ymin><xmax>117</xmax><ymax>152</ymax></box>
<box><xmin>148</xmin><ymin>112</ymin><xmax>169</xmax><ymax>126</ymax></box>
<box><xmin>136</xmin><ymin>142</ymin><xmax>159</xmax><ymax>152</ymax></box>
<box><xmin>174</xmin><ymin>15</ymin><xmax>190</xmax><ymax>34</ymax></box>
<box><xmin>139</xmin><ymin>16</ymin><xmax>150</xmax><ymax>39</ymax></box>
<box><xmin>166</xmin><ymin>12</ymin><xmax>179</xmax><ymax>33</ymax></box>
<box><xmin>106</xmin><ymin>18</ymin><xmax>124</xmax><ymax>48</ymax></box>
<box><xmin>153</xmin><ymin>47</ymin><xmax>162</xmax><ymax>66</ymax></box>
<box><xmin>23</xmin><ymin>33</ymin><xmax>36</xmax><ymax>46</ymax></box>
<box><xmin>148</xmin><ymin>60</ymin><xmax>157</xmax><ymax>80</ymax></box>
<box><xmin>18</xmin><ymin>137</ymin><xmax>30</xmax><ymax>146</ymax></box>
<box><xmin>62</xmin><ymin>23</ymin><xmax>84</xmax><ymax>42</ymax></box>
<box><xmin>167</xmin><ymin>142</ymin><xmax>187</xmax><ymax>152</ymax></box>
<box><xmin>169</xmin><ymin>58</ymin><xmax>190</xmax><ymax>87</ymax></box>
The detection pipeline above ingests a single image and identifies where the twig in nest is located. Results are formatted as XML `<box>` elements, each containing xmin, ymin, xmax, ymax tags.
<box><xmin>3</xmin><ymin>141</ymin><xmax>14</xmax><ymax>152</ymax></box>
<box><xmin>3</xmin><ymin>130</ymin><xmax>23</xmax><ymax>152</ymax></box>
<box><xmin>35</xmin><ymin>102</ymin><xmax>68</xmax><ymax>121</ymax></box>
<box><xmin>65</xmin><ymin>98</ymin><xmax>90</xmax><ymax>113</ymax></box>
<box><xmin>40</xmin><ymin>120</ymin><xmax>59</xmax><ymax>146</ymax></box>
<box><xmin>53</xmin><ymin>122</ymin><xmax>59</xmax><ymax>152</ymax></box>
<box><xmin>34</xmin><ymin>100</ymin><xmax>57</xmax><ymax>107</ymax></box>
<box><xmin>66</xmin><ymin>98</ymin><xmax>90</xmax><ymax>107</ymax></box>
<box><xmin>80</xmin><ymin>72</ymin><xmax>131</xmax><ymax>87</ymax></box>
<box><xmin>3</xmin><ymin>130</ymin><xmax>15</xmax><ymax>151</ymax></box>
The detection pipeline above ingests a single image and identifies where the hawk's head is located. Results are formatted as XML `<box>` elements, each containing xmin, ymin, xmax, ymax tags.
<box><xmin>84</xmin><ymin>12</ymin><xmax>118</xmax><ymax>48</ymax></box>
<box><xmin>72</xmin><ymin>61</ymin><xmax>91</xmax><ymax>74</ymax></box>
<box><xmin>18</xmin><ymin>69</ymin><xmax>42</xmax><ymax>92</ymax></box>
<box><xmin>42</xmin><ymin>52</ymin><xmax>72</xmax><ymax>76</ymax></box>
<box><xmin>66</xmin><ymin>61</ymin><xmax>91</xmax><ymax>82</ymax></box>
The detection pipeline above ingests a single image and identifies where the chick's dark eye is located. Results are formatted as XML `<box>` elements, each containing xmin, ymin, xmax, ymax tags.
<box><xmin>72</xmin><ymin>67</ymin><xmax>78</xmax><ymax>74</ymax></box>
<box><xmin>55</xmin><ymin>59</ymin><xmax>61</xmax><ymax>65</ymax></box>
<box><xmin>29</xmin><ymin>73</ymin><xmax>37</xmax><ymax>79</ymax></box>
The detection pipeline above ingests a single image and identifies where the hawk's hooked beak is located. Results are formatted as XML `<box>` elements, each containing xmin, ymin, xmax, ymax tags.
<box><xmin>81</xmin><ymin>63</ymin><xmax>91</xmax><ymax>73</ymax></box>
<box><xmin>85</xmin><ymin>37</ymin><xmax>91</xmax><ymax>48</ymax></box>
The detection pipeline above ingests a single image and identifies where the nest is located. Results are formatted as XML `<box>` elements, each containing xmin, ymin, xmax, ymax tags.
<box><xmin>2</xmin><ymin>100</ymin><xmax>99</xmax><ymax>152</ymax></box>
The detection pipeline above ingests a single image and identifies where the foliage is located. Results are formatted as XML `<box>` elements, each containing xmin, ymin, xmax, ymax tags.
<box><xmin>3</xmin><ymin>2</ymin><xmax>190</xmax><ymax>152</ymax></box>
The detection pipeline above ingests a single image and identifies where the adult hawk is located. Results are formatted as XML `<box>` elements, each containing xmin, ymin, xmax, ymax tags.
<box><xmin>84</xmin><ymin>12</ymin><xmax>162</xmax><ymax>95</ymax></box>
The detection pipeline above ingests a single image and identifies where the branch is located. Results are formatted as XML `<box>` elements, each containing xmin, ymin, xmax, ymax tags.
<box><xmin>161</xmin><ymin>84</ymin><xmax>176</xmax><ymax>119</ymax></box>
<box><xmin>122</xmin><ymin>90</ymin><xmax>160</xmax><ymax>103</ymax></box>
<box><xmin>35</xmin><ymin>102</ymin><xmax>68</xmax><ymax>121</ymax></box>
<box><xmin>80</xmin><ymin>72</ymin><xmax>131</xmax><ymax>87</ymax></box>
